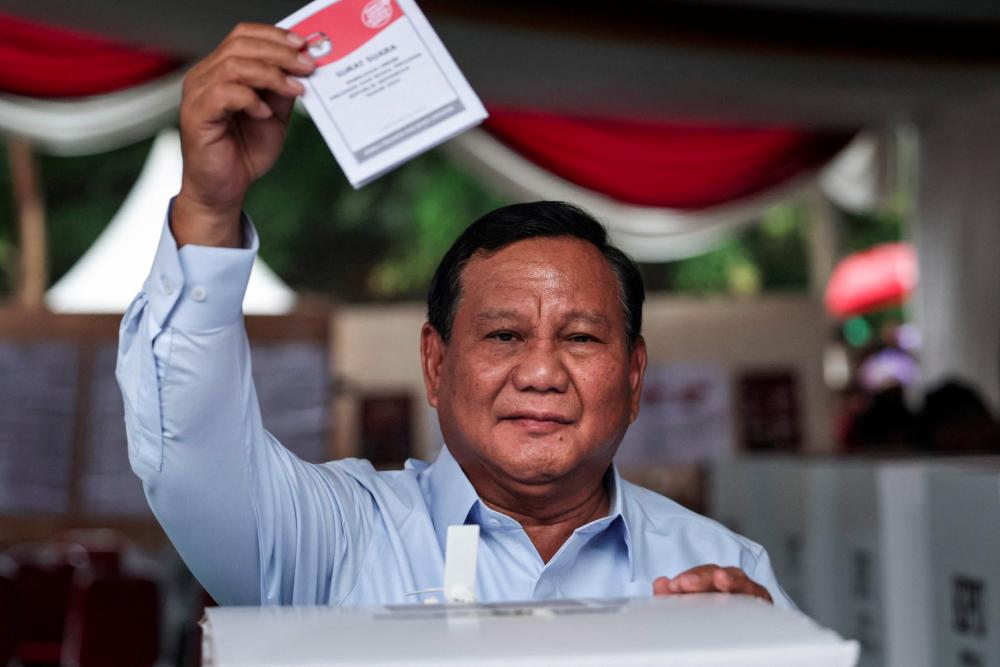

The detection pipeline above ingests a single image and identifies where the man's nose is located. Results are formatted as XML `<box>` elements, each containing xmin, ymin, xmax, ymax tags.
<box><xmin>511</xmin><ymin>340</ymin><xmax>570</xmax><ymax>393</ymax></box>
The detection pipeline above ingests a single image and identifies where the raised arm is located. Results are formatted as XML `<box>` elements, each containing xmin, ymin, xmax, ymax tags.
<box><xmin>172</xmin><ymin>22</ymin><xmax>315</xmax><ymax>248</ymax></box>
<box><xmin>117</xmin><ymin>26</ymin><xmax>349</xmax><ymax>605</ymax></box>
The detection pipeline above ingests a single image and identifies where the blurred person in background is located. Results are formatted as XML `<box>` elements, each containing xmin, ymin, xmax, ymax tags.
<box><xmin>844</xmin><ymin>384</ymin><xmax>916</xmax><ymax>451</ymax></box>
<box><xmin>918</xmin><ymin>379</ymin><xmax>1000</xmax><ymax>453</ymax></box>
<box><xmin>840</xmin><ymin>322</ymin><xmax>920</xmax><ymax>452</ymax></box>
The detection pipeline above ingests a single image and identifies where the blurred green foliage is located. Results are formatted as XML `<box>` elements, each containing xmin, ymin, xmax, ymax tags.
<box><xmin>641</xmin><ymin>200</ymin><xmax>813</xmax><ymax>295</ymax></box>
<box><xmin>0</xmin><ymin>117</ymin><xmax>508</xmax><ymax>303</ymax></box>
<box><xmin>44</xmin><ymin>141</ymin><xmax>153</xmax><ymax>285</ymax></box>
<box><xmin>246</xmin><ymin>114</ymin><xmax>508</xmax><ymax>301</ymax></box>
<box><xmin>0</xmin><ymin>120</ymin><xmax>903</xmax><ymax>304</ymax></box>
<box><xmin>841</xmin><ymin>206</ymin><xmax>904</xmax><ymax>254</ymax></box>
<box><xmin>0</xmin><ymin>135</ymin><xmax>152</xmax><ymax>293</ymax></box>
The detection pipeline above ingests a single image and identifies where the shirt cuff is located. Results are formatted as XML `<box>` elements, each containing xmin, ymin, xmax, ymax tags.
<box><xmin>144</xmin><ymin>201</ymin><xmax>259</xmax><ymax>330</ymax></box>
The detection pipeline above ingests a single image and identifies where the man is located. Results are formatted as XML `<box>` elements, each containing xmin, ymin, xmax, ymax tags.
<box><xmin>118</xmin><ymin>23</ymin><xmax>790</xmax><ymax>607</ymax></box>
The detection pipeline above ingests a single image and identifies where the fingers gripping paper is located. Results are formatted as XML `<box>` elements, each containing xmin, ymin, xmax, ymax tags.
<box><xmin>278</xmin><ymin>0</ymin><xmax>488</xmax><ymax>188</ymax></box>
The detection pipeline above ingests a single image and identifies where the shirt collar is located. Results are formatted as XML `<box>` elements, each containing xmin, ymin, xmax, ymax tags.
<box><xmin>607</xmin><ymin>464</ymin><xmax>637</xmax><ymax>579</ymax></box>
<box><xmin>426</xmin><ymin>445</ymin><xmax>636</xmax><ymax>577</ymax></box>
<box><xmin>426</xmin><ymin>445</ymin><xmax>480</xmax><ymax>554</ymax></box>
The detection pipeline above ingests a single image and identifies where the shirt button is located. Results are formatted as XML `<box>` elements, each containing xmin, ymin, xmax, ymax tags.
<box><xmin>160</xmin><ymin>275</ymin><xmax>175</xmax><ymax>295</ymax></box>
<box><xmin>191</xmin><ymin>286</ymin><xmax>207</xmax><ymax>302</ymax></box>
<box><xmin>488</xmin><ymin>518</ymin><xmax>501</xmax><ymax>528</ymax></box>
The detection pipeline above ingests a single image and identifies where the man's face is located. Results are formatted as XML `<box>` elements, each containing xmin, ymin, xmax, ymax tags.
<box><xmin>421</xmin><ymin>236</ymin><xmax>646</xmax><ymax>493</ymax></box>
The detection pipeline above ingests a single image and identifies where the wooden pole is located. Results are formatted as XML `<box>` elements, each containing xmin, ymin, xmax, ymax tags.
<box><xmin>806</xmin><ymin>184</ymin><xmax>838</xmax><ymax>300</ymax></box>
<box><xmin>7</xmin><ymin>137</ymin><xmax>48</xmax><ymax>309</ymax></box>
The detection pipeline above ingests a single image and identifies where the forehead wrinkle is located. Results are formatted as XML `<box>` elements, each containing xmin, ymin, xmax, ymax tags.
<box><xmin>562</xmin><ymin>310</ymin><xmax>611</xmax><ymax>328</ymax></box>
<box><xmin>472</xmin><ymin>308</ymin><xmax>524</xmax><ymax>326</ymax></box>
<box><xmin>459</xmin><ymin>237</ymin><xmax>623</xmax><ymax>331</ymax></box>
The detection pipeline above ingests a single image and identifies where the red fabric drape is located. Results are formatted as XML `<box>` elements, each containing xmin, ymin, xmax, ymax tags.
<box><xmin>1</xmin><ymin>13</ymin><xmax>852</xmax><ymax>212</ymax></box>
<box><xmin>0</xmin><ymin>14</ymin><xmax>182</xmax><ymax>98</ymax></box>
<box><xmin>485</xmin><ymin>108</ymin><xmax>852</xmax><ymax>209</ymax></box>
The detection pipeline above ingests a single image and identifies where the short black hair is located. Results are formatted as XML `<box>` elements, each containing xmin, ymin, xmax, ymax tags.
<box><xmin>427</xmin><ymin>201</ymin><xmax>644</xmax><ymax>347</ymax></box>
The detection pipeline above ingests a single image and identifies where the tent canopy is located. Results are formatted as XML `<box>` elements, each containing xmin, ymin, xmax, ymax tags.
<box><xmin>45</xmin><ymin>131</ymin><xmax>297</xmax><ymax>315</ymax></box>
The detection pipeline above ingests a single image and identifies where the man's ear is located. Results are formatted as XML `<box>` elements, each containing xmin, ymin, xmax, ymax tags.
<box><xmin>628</xmin><ymin>335</ymin><xmax>648</xmax><ymax>424</ymax></box>
<box><xmin>420</xmin><ymin>322</ymin><xmax>446</xmax><ymax>408</ymax></box>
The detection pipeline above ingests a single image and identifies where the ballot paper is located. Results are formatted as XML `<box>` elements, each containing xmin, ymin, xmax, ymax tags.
<box><xmin>203</xmin><ymin>594</ymin><xmax>859</xmax><ymax>666</ymax></box>
<box><xmin>278</xmin><ymin>0</ymin><xmax>488</xmax><ymax>187</ymax></box>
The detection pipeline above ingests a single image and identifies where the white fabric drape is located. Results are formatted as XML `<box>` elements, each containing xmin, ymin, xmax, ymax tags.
<box><xmin>913</xmin><ymin>105</ymin><xmax>1000</xmax><ymax>413</ymax></box>
<box><xmin>446</xmin><ymin>129</ymin><xmax>878</xmax><ymax>262</ymax></box>
<box><xmin>0</xmin><ymin>71</ymin><xmax>879</xmax><ymax>264</ymax></box>
<box><xmin>819</xmin><ymin>131</ymin><xmax>884</xmax><ymax>214</ymax></box>
<box><xmin>0</xmin><ymin>72</ymin><xmax>183</xmax><ymax>156</ymax></box>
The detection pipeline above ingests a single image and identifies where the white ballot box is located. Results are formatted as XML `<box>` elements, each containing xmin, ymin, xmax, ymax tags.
<box><xmin>928</xmin><ymin>466</ymin><xmax>1000</xmax><ymax>667</ymax></box>
<box><xmin>202</xmin><ymin>595</ymin><xmax>858</xmax><ymax>666</ymax></box>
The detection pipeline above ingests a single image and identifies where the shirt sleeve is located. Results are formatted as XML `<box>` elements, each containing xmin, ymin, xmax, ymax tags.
<box><xmin>741</xmin><ymin>545</ymin><xmax>797</xmax><ymax>610</ymax></box>
<box><xmin>116</xmin><ymin>204</ymin><xmax>377</xmax><ymax>606</ymax></box>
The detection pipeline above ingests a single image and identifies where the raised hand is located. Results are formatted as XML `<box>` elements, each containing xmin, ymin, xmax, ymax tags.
<box><xmin>172</xmin><ymin>23</ymin><xmax>316</xmax><ymax>248</ymax></box>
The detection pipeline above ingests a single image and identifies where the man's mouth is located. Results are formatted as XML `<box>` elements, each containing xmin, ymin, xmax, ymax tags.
<box><xmin>500</xmin><ymin>411</ymin><xmax>574</xmax><ymax>433</ymax></box>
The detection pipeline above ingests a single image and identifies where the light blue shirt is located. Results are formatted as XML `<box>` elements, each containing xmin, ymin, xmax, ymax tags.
<box><xmin>117</xmin><ymin>211</ymin><xmax>792</xmax><ymax>608</ymax></box>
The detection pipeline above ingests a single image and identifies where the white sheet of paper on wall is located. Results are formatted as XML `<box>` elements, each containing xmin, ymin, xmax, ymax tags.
<box><xmin>617</xmin><ymin>361</ymin><xmax>733</xmax><ymax>466</ymax></box>
<box><xmin>278</xmin><ymin>0</ymin><xmax>488</xmax><ymax>188</ymax></box>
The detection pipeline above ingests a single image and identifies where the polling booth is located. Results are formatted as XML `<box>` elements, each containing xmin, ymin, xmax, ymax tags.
<box><xmin>927</xmin><ymin>466</ymin><xmax>1000</xmax><ymax>667</ymax></box>
<box><xmin>710</xmin><ymin>456</ymin><xmax>810</xmax><ymax>612</ymax></box>
<box><xmin>799</xmin><ymin>459</ymin><xmax>935</xmax><ymax>667</ymax></box>
<box><xmin>712</xmin><ymin>455</ymin><xmax>1000</xmax><ymax>667</ymax></box>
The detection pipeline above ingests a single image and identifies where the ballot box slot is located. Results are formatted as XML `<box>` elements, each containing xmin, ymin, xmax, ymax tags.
<box><xmin>377</xmin><ymin>598</ymin><xmax>626</xmax><ymax>621</ymax></box>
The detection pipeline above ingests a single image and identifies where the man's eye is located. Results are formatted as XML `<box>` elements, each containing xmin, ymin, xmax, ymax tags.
<box><xmin>488</xmin><ymin>331</ymin><xmax>518</xmax><ymax>342</ymax></box>
<box><xmin>568</xmin><ymin>334</ymin><xmax>596</xmax><ymax>343</ymax></box>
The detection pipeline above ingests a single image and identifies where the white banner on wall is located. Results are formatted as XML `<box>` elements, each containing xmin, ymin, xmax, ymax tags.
<box><xmin>616</xmin><ymin>362</ymin><xmax>733</xmax><ymax>466</ymax></box>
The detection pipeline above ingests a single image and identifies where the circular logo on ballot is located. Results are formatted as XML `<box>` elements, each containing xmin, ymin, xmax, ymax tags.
<box><xmin>362</xmin><ymin>0</ymin><xmax>393</xmax><ymax>29</ymax></box>
<box><xmin>305</xmin><ymin>32</ymin><xmax>333</xmax><ymax>58</ymax></box>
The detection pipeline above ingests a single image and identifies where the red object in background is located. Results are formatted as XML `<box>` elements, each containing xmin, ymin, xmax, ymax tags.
<box><xmin>57</xmin><ymin>529</ymin><xmax>127</xmax><ymax>578</ymax></box>
<box><xmin>0</xmin><ymin>13</ymin><xmax>853</xmax><ymax>215</ymax></box>
<box><xmin>0</xmin><ymin>558</ymin><xmax>15</xmax><ymax>667</ymax></box>
<box><xmin>12</xmin><ymin>564</ymin><xmax>80</xmax><ymax>663</ymax></box>
<box><xmin>7</xmin><ymin>542</ymin><xmax>89</xmax><ymax>664</ymax></box>
<box><xmin>0</xmin><ymin>14</ymin><xmax>855</xmax><ymax>218</ymax></box>
<box><xmin>825</xmin><ymin>242</ymin><xmax>917</xmax><ymax>317</ymax></box>
<box><xmin>485</xmin><ymin>108</ymin><xmax>852</xmax><ymax>208</ymax></box>
<box><xmin>738</xmin><ymin>370</ymin><xmax>802</xmax><ymax>451</ymax></box>
<box><xmin>61</xmin><ymin>577</ymin><xmax>160</xmax><ymax>667</ymax></box>
<box><xmin>0</xmin><ymin>13</ymin><xmax>182</xmax><ymax>97</ymax></box>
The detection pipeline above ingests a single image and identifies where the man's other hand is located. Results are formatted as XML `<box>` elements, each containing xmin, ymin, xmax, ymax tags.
<box><xmin>653</xmin><ymin>564</ymin><xmax>773</xmax><ymax>604</ymax></box>
<box><xmin>173</xmin><ymin>23</ymin><xmax>316</xmax><ymax>248</ymax></box>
